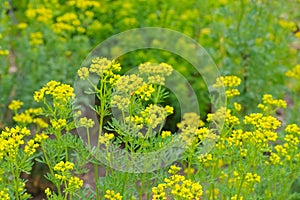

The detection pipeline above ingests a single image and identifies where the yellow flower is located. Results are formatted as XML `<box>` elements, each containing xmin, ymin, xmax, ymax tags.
<box><xmin>68</xmin><ymin>176</ymin><xmax>83</xmax><ymax>189</ymax></box>
<box><xmin>165</xmin><ymin>105</ymin><xmax>174</xmax><ymax>115</ymax></box>
<box><xmin>285</xmin><ymin>124</ymin><xmax>300</xmax><ymax>135</ymax></box>
<box><xmin>213</xmin><ymin>76</ymin><xmax>241</xmax><ymax>88</ymax></box>
<box><xmin>135</xmin><ymin>83</ymin><xmax>155</xmax><ymax>100</ymax></box>
<box><xmin>8</xmin><ymin>100</ymin><xmax>23</xmax><ymax>111</ymax></box>
<box><xmin>138</xmin><ymin>62</ymin><xmax>173</xmax><ymax>85</ymax></box>
<box><xmin>77</xmin><ymin>67</ymin><xmax>89</xmax><ymax>80</ymax></box>
<box><xmin>99</xmin><ymin>133</ymin><xmax>114</xmax><ymax>145</ymax></box>
<box><xmin>201</xmin><ymin>28</ymin><xmax>211</xmax><ymax>35</ymax></box>
<box><xmin>17</xmin><ymin>23</ymin><xmax>28</xmax><ymax>29</ymax></box>
<box><xmin>245</xmin><ymin>173</ymin><xmax>261</xmax><ymax>183</ymax></box>
<box><xmin>234</xmin><ymin>102</ymin><xmax>242</xmax><ymax>111</ymax></box>
<box><xmin>45</xmin><ymin>188</ymin><xmax>52</xmax><ymax>198</ymax></box>
<box><xmin>33</xmin><ymin>118</ymin><xmax>49</xmax><ymax>128</ymax></box>
<box><xmin>29</xmin><ymin>32</ymin><xmax>43</xmax><ymax>46</ymax></box>
<box><xmin>0</xmin><ymin>49</ymin><xmax>9</xmax><ymax>56</ymax></box>
<box><xmin>51</xmin><ymin>119</ymin><xmax>67</xmax><ymax>130</ymax></box>
<box><xmin>104</xmin><ymin>189</ymin><xmax>123</xmax><ymax>200</ymax></box>
<box><xmin>111</xmin><ymin>95</ymin><xmax>130</xmax><ymax>111</ymax></box>
<box><xmin>78</xmin><ymin>117</ymin><xmax>95</xmax><ymax>128</ymax></box>
<box><xmin>286</xmin><ymin>64</ymin><xmax>300</xmax><ymax>80</ymax></box>
<box><xmin>168</xmin><ymin>165</ymin><xmax>181</xmax><ymax>174</ymax></box>
<box><xmin>0</xmin><ymin>189</ymin><xmax>10</xmax><ymax>200</ymax></box>
<box><xmin>34</xmin><ymin>81</ymin><xmax>74</xmax><ymax>105</ymax></box>
<box><xmin>161</xmin><ymin>131</ymin><xmax>171</xmax><ymax>138</ymax></box>
<box><xmin>54</xmin><ymin>161</ymin><xmax>74</xmax><ymax>172</ymax></box>
<box><xmin>225</xmin><ymin>88</ymin><xmax>240</xmax><ymax>98</ymax></box>
<box><xmin>89</xmin><ymin>57</ymin><xmax>121</xmax><ymax>76</ymax></box>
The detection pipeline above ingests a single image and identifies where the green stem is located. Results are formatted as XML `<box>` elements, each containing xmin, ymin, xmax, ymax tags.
<box><xmin>94</xmin><ymin>163</ymin><xmax>100</xmax><ymax>200</ymax></box>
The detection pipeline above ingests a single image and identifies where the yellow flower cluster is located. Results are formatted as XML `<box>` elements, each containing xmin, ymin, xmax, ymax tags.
<box><xmin>54</xmin><ymin>161</ymin><xmax>74</xmax><ymax>172</ymax></box>
<box><xmin>111</xmin><ymin>95</ymin><xmax>131</xmax><ymax>111</ymax></box>
<box><xmin>234</xmin><ymin>102</ymin><xmax>242</xmax><ymax>111</ymax></box>
<box><xmin>225</xmin><ymin>88</ymin><xmax>240</xmax><ymax>98</ymax></box>
<box><xmin>0</xmin><ymin>189</ymin><xmax>10</xmax><ymax>200</ymax></box>
<box><xmin>0</xmin><ymin>49</ymin><xmax>9</xmax><ymax>56</ymax></box>
<box><xmin>140</xmin><ymin>104</ymin><xmax>170</xmax><ymax>129</ymax></box>
<box><xmin>24</xmin><ymin>133</ymin><xmax>48</xmax><ymax>156</ymax></box>
<box><xmin>25</xmin><ymin>7</ymin><xmax>53</xmax><ymax>23</ymax></box>
<box><xmin>178</xmin><ymin>112</ymin><xmax>203</xmax><ymax>131</ymax></box>
<box><xmin>285</xmin><ymin>64</ymin><xmax>300</xmax><ymax>80</ymax></box>
<box><xmin>78</xmin><ymin>117</ymin><xmax>95</xmax><ymax>128</ymax></box>
<box><xmin>258</xmin><ymin>94</ymin><xmax>287</xmax><ymax>112</ymax></box>
<box><xmin>245</xmin><ymin>173</ymin><xmax>261</xmax><ymax>183</ymax></box>
<box><xmin>77</xmin><ymin>67</ymin><xmax>89</xmax><ymax>80</ymax></box>
<box><xmin>0</xmin><ymin>126</ymin><xmax>30</xmax><ymax>159</ymax></box>
<box><xmin>284</xmin><ymin>134</ymin><xmax>299</xmax><ymax>148</ymax></box>
<box><xmin>89</xmin><ymin>57</ymin><xmax>121</xmax><ymax>77</ymax></box>
<box><xmin>50</xmin><ymin>119</ymin><xmax>67</xmax><ymax>130</ymax></box>
<box><xmin>244</xmin><ymin>114</ymin><xmax>281</xmax><ymax>131</ymax></box>
<box><xmin>99</xmin><ymin>133</ymin><xmax>114</xmax><ymax>145</ymax></box>
<box><xmin>207</xmin><ymin>107</ymin><xmax>240</xmax><ymax>125</ymax></box>
<box><xmin>29</xmin><ymin>32</ymin><xmax>43</xmax><ymax>46</ymax></box>
<box><xmin>213</xmin><ymin>76</ymin><xmax>241</xmax><ymax>88</ymax></box>
<box><xmin>278</xmin><ymin>19</ymin><xmax>298</xmax><ymax>32</ymax></box>
<box><xmin>8</xmin><ymin>100</ymin><xmax>23</xmax><ymax>111</ymax></box>
<box><xmin>34</xmin><ymin>80</ymin><xmax>75</xmax><ymax>105</ymax></box>
<box><xmin>17</xmin><ymin>22</ymin><xmax>28</xmax><ymax>29</ymax></box>
<box><xmin>178</xmin><ymin>112</ymin><xmax>208</xmax><ymax>146</ymax></box>
<box><xmin>66</xmin><ymin>0</ymin><xmax>100</xmax><ymax>9</ymax></box>
<box><xmin>12</xmin><ymin>107</ymin><xmax>45</xmax><ymax>127</ymax></box>
<box><xmin>52</xmin><ymin>12</ymin><xmax>85</xmax><ymax>34</ymax></box>
<box><xmin>267</xmin><ymin>152</ymin><xmax>282</xmax><ymax>165</ymax></box>
<box><xmin>161</xmin><ymin>130</ymin><xmax>172</xmax><ymax>139</ymax></box>
<box><xmin>47</xmin><ymin>161</ymin><xmax>83</xmax><ymax>197</ymax></box>
<box><xmin>152</xmin><ymin>173</ymin><xmax>203</xmax><ymax>199</ymax></box>
<box><xmin>134</xmin><ymin>83</ymin><xmax>155</xmax><ymax>101</ymax></box>
<box><xmin>104</xmin><ymin>189</ymin><xmax>123</xmax><ymax>200</ymax></box>
<box><xmin>68</xmin><ymin>176</ymin><xmax>83</xmax><ymax>189</ymax></box>
<box><xmin>213</xmin><ymin>76</ymin><xmax>241</xmax><ymax>98</ymax></box>
<box><xmin>285</xmin><ymin>124</ymin><xmax>300</xmax><ymax>134</ymax></box>
<box><xmin>138</xmin><ymin>62</ymin><xmax>173</xmax><ymax>85</ymax></box>
<box><xmin>198</xmin><ymin>153</ymin><xmax>213</xmax><ymax>165</ymax></box>
<box><xmin>168</xmin><ymin>165</ymin><xmax>181</xmax><ymax>174</ymax></box>
<box><xmin>115</xmin><ymin>74</ymin><xmax>143</xmax><ymax>95</ymax></box>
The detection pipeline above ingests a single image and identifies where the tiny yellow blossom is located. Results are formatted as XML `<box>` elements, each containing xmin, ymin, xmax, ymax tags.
<box><xmin>8</xmin><ymin>100</ymin><xmax>23</xmax><ymax>111</ymax></box>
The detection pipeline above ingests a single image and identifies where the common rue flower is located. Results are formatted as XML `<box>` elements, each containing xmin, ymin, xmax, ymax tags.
<box><xmin>50</xmin><ymin>119</ymin><xmax>67</xmax><ymax>130</ymax></box>
<box><xmin>78</xmin><ymin>117</ymin><xmax>95</xmax><ymax>128</ymax></box>
<box><xmin>68</xmin><ymin>176</ymin><xmax>83</xmax><ymax>189</ymax></box>
<box><xmin>54</xmin><ymin>161</ymin><xmax>74</xmax><ymax>172</ymax></box>
<box><xmin>168</xmin><ymin>165</ymin><xmax>181</xmax><ymax>174</ymax></box>
<box><xmin>99</xmin><ymin>133</ymin><xmax>114</xmax><ymax>145</ymax></box>
<box><xmin>234</xmin><ymin>102</ymin><xmax>242</xmax><ymax>111</ymax></box>
<box><xmin>285</xmin><ymin>64</ymin><xmax>300</xmax><ymax>80</ymax></box>
<box><xmin>104</xmin><ymin>189</ymin><xmax>123</xmax><ymax>200</ymax></box>
<box><xmin>89</xmin><ymin>57</ymin><xmax>121</xmax><ymax>76</ymax></box>
<box><xmin>165</xmin><ymin>105</ymin><xmax>174</xmax><ymax>115</ymax></box>
<box><xmin>161</xmin><ymin>130</ymin><xmax>171</xmax><ymax>139</ymax></box>
<box><xmin>138</xmin><ymin>62</ymin><xmax>173</xmax><ymax>85</ymax></box>
<box><xmin>77</xmin><ymin>67</ymin><xmax>89</xmax><ymax>80</ymax></box>
<box><xmin>8</xmin><ymin>100</ymin><xmax>23</xmax><ymax>111</ymax></box>
<box><xmin>285</xmin><ymin>124</ymin><xmax>300</xmax><ymax>135</ymax></box>
<box><xmin>0</xmin><ymin>189</ymin><xmax>10</xmax><ymax>200</ymax></box>
<box><xmin>245</xmin><ymin>173</ymin><xmax>261</xmax><ymax>183</ymax></box>
<box><xmin>29</xmin><ymin>32</ymin><xmax>43</xmax><ymax>46</ymax></box>
<box><xmin>135</xmin><ymin>83</ymin><xmax>155</xmax><ymax>100</ymax></box>
<box><xmin>33</xmin><ymin>80</ymin><xmax>74</xmax><ymax>104</ymax></box>
<box><xmin>213</xmin><ymin>76</ymin><xmax>241</xmax><ymax>88</ymax></box>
